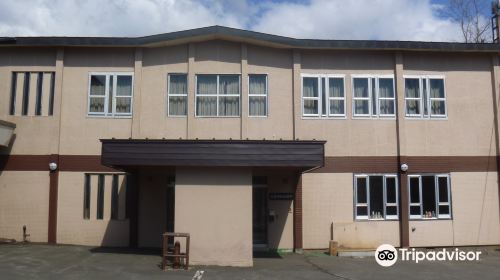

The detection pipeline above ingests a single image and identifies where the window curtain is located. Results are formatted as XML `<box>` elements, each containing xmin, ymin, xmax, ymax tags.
<box><xmin>430</xmin><ymin>79</ymin><xmax>445</xmax><ymax>115</ymax></box>
<box><xmin>329</xmin><ymin>78</ymin><xmax>344</xmax><ymax>115</ymax></box>
<box><xmin>405</xmin><ymin>79</ymin><xmax>420</xmax><ymax>115</ymax></box>
<box><xmin>219</xmin><ymin>75</ymin><xmax>239</xmax><ymax>116</ymax></box>
<box><xmin>197</xmin><ymin>75</ymin><xmax>217</xmax><ymax>116</ymax></box>
<box><xmin>249</xmin><ymin>75</ymin><xmax>266</xmax><ymax>116</ymax></box>
<box><xmin>379</xmin><ymin>78</ymin><xmax>394</xmax><ymax>115</ymax></box>
<box><xmin>90</xmin><ymin>75</ymin><xmax>106</xmax><ymax>113</ymax></box>
<box><xmin>303</xmin><ymin>77</ymin><xmax>318</xmax><ymax>114</ymax></box>
<box><xmin>353</xmin><ymin>78</ymin><xmax>369</xmax><ymax>115</ymax></box>
<box><xmin>116</xmin><ymin>76</ymin><xmax>132</xmax><ymax>113</ymax></box>
<box><xmin>169</xmin><ymin>75</ymin><xmax>187</xmax><ymax>116</ymax></box>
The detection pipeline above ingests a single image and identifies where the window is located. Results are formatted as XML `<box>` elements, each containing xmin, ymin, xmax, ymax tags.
<box><xmin>408</xmin><ymin>174</ymin><xmax>451</xmax><ymax>219</ymax></box>
<box><xmin>404</xmin><ymin>76</ymin><xmax>446</xmax><ymax>118</ymax></box>
<box><xmin>9</xmin><ymin>72</ymin><xmax>55</xmax><ymax>116</ymax></box>
<box><xmin>83</xmin><ymin>173</ymin><xmax>128</xmax><ymax>220</ymax></box>
<box><xmin>196</xmin><ymin>74</ymin><xmax>240</xmax><ymax>117</ymax></box>
<box><xmin>168</xmin><ymin>74</ymin><xmax>188</xmax><ymax>116</ymax></box>
<box><xmin>352</xmin><ymin>76</ymin><xmax>395</xmax><ymax>118</ymax></box>
<box><xmin>88</xmin><ymin>73</ymin><xmax>133</xmax><ymax>117</ymax></box>
<box><xmin>354</xmin><ymin>174</ymin><xmax>398</xmax><ymax>220</ymax></box>
<box><xmin>301</xmin><ymin>75</ymin><xmax>345</xmax><ymax>118</ymax></box>
<box><xmin>249</xmin><ymin>74</ymin><xmax>268</xmax><ymax>117</ymax></box>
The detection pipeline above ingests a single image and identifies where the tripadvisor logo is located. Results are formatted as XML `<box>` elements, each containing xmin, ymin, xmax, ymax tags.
<box><xmin>375</xmin><ymin>244</ymin><xmax>482</xmax><ymax>267</ymax></box>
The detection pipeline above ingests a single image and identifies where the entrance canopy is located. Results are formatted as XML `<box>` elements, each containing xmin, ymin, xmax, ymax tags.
<box><xmin>100</xmin><ymin>139</ymin><xmax>325</xmax><ymax>170</ymax></box>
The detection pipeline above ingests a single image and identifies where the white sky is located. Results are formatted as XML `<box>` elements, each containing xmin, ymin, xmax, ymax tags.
<box><xmin>0</xmin><ymin>0</ymin><xmax>468</xmax><ymax>41</ymax></box>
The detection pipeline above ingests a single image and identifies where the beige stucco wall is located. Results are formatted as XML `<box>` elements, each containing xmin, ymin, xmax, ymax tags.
<box><xmin>402</xmin><ymin>53</ymin><xmax>496</xmax><ymax>156</ymax></box>
<box><xmin>302</xmin><ymin>172</ymin><xmax>400</xmax><ymax>249</ymax></box>
<box><xmin>298</xmin><ymin>50</ymin><xmax>398</xmax><ymax>157</ymax></box>
<box><xmin>175</xmin><ymin>167</ymin><xmax>252</xmax><ymax>267</ymax></box>
<box><xmin>409</xmin><ymin>172</ymin><xmax>500</xmax><ymax>247</ymax></box>
<box><xmin>58</xmin><ymin>48</ymin><xmax>134</xmax><ymax>155</ymax></box>
<box><xmin>57</xmin><ymin>172</ymin><xmax>129</xmax><ymax>246</ymax></box>
<box><xmin>0</xmin><ymin>171</ymin><xmax>49</xmax><ymax>242</ymax></box>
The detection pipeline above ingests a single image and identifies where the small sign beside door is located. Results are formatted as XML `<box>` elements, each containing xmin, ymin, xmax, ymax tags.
<box><xmin>269</xmin><ymin>192</ymin><xmax>294</xmax><ymax>200</ymax></box>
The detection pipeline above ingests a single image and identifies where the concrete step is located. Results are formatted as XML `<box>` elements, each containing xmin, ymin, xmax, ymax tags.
<box><xmin>337</xmin><ymin>248</ymin><xmax>375</xmax><ymax>257</ymax></box>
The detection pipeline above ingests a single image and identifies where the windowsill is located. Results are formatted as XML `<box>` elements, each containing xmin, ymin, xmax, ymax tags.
<box><xmin>355</xmin><ymin>218</ymin><xmax>399</xmax><ymax>222</ymax></box>
<box><xmin>87</xmin><ymin>115</ymin><xmax>132</xmax><ymax>119</ymax></box>
<box><xmin>409</xmin><ymin>217</ymin><xmax>452</xmax><ymax>221</ymax></box>
<box><xmin>194</xmin><ymin>116</ymin><xmax>241</xmax><ymax>118</ymax></box>
<box><xmin>301</xmin><ymin>116</ymin><xmax>347</xmax><ymax>120</ymax></box>
<box><xmin>404</xmin><ymin>116</ymin><xmax>448</xmax><ymax>121</ymax></box>
<box><xmin>352</xmin><ymin>116</ymin><xmax>396</xmax><ymax>120</ymax></box>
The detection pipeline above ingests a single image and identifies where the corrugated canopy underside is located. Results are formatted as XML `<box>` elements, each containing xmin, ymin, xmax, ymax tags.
<box><xmin>100</xmin><ymin>139</ymin><xmax>325</xmax><ymax>169</ymax></box>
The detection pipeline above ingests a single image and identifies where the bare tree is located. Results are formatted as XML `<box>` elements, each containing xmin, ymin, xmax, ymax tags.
<box><xmin>444</xmin><ymin>0</ymin><xmax>491</xmax><ymax>43</ymax></box>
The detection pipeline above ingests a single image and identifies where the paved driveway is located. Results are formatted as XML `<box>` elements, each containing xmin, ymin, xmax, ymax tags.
<box><xmin>0</xmin><ymin>244</ymin><xmax>499</xmax><ymax>279</ymax></box>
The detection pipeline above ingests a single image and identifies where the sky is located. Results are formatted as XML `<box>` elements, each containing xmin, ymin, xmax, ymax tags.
<box><xmin>0</xmin><ymin>0</ymin><xmax>492</xmax><ymax>42</ymax></box>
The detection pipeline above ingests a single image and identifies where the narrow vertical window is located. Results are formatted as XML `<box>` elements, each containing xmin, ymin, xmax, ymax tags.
<box><xmin>96</xmin><ymin>174</ymin><xmax>104</xmax><ymax>220</ymax></box>
<box><xmin>248</xmin><ymin>74</ymin><xmax>268</xmax><ymax>117</ymax></box>
<box><xmin>355</xmin><ymin>176</ymin><xmax>368</xmax><ymax>219</ymax></box>
<box><xmin>111</xmin><ymin>174</ymin><xmax>119</xmax><ymax>220</ymax></box>
<box><xmin>9</xmin><ymin>72</ymin><xmax>17</xmax><ymax>115</ymax></box>
<box><xmin>22</xmin><ymin>72</ymin><xmax>30</xmax><ymax>116</ymax></box>
<box><xmin>404</xmin><ymin>78</ymin><xmax>421</xmax><ymax>116</ymax></box>
<box><xmin>302</xmin><ymin>77</ymin><xmax>319</xmax><ymax>116</ymax></box>
<box><xmin>369</xmin><ymin>176</ymin><xmax>384</xmax><ymax>219</ymax></box>
<box><xmin>83</xmin><ymin>174</ymin><xmax>90</xmax><ymax>220</ymax></box>
<box><xmin>35</xmin><ymin>72</ymin><xmax>43</xmax><ymax>116</ymax></box>
<box><xmin>49</xmin><ymin>72</ymin><xmax>55</xmax><ymax>116</ymax></box>
<box><xmin>378</xmin><ymin>78</ymin><xmax>395</xmax><ymax>116</ymax></box>
<box><xmin>168</xmin><ymin>74</ymin><xmax>188</xmax><ymax>116</ymax></box>
<box><xmin>328</xmin><ymin>77</ymin><xmax>345</xmax><ymax>116</ymax></box>
<box><xmin>353</xmin><ymin>78</ymin><xmax>370</xmax><ymax>117</ymax></box>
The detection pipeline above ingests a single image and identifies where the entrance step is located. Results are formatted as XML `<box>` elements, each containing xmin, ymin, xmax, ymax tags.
<box><xmin>337</xmin><ymin>248</ymin><xmax>375</xmax><ymax>257</ymax></box>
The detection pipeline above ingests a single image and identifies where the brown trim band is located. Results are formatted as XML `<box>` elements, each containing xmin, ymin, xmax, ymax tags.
<box><xmin>0</xmin><ymin>155</ymin><xmax>116</xmax><ymax>172</ymax></box>
<box><xmin>1</xmin><ymin>155</ymin><xmax>498</xmax><ymax>173</ymax></box>
<box><xmin>314</xmin><ymin>156</ymin><xmax>498</xmax><ymax>173</ymax></box>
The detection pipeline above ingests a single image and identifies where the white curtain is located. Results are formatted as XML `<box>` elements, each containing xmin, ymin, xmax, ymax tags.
<box><xmin>329</xmin><ymin>78</ymin><xmax>344</xmax><ymax>115</ymax></box>
<box><xmin>430</xmin><ymin>79</ymin><xmax>445</xmax><ymax>115</ymax></box>
<box><xmin>197</xmin><ymin>75</ymin><xmax>217</xmax><ymax>116</ymax></box>
<box><xmin>219</xmin><ymin>96</ymin><xmax>239</xmax><ymax>116</ymax></box>
<box><xmin>169</xmin><ymin>75</ymin><xmax>187</xmax><ymax>115</ymax></box>
<box><xmin>90</xmin><ymin>75</ymin><xmax>105</xmax><ymax>113</ymax></box>
<box><xmin>219</xmin><ymin>75</ymin><xmax>239</xmax><ymax>95</ymax></box>
<box><xmin>353</xmin><ymin>78</ymin><xmax>369</xmax><ymax>114</ymax></box>
<box><xmin>303</xmin><ymin>77</ymin><xmax>318</xmax><ymax>114</ymax></box>
<box><xmin>379</xmin><ymin>78</ymin><xmax>394</xmax><ymax>115</ymax></box>
<box><xmin>405</xmin><ymin>79</ymin><xmax>420</xmax><ymax>115</ymax></box>
<box><xmin>249</xmin><ymin>75</ymin><xmax>266</xmax><ymax>116</ymax></box>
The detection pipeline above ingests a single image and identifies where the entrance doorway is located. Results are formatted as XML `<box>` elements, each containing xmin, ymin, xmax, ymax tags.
<box><xmin>252</xmin><ymin>176</ymin><xmax>268</xmax><ymax>247</ymax></box>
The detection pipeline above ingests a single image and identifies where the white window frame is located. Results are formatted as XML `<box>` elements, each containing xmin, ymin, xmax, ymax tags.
<box><xmin>87</xmin><ymin>72</ymin><xmax>134</xmax><ymax>118</ymax></box>
<box><xmin>404</xmin><ymin>75</ymin><xmax>447</xmax><ymax>119</ymax></box>
<box><xmin>354</xmin><ymin>174</ymin><xmax>399</xmax><ymax>221</ymax></box>
<box><xmin>351</xmin><ymin>74</ymin><xmax>395</xmax><ymax>119</ymax></box>
<box><xmin>195</xmin><ymin>74</ymin><xmax>241</xmax><ymax>117</ymax></box>
<box><xmin>248</xmin><ymin>74</ymin><xmax>268</xmax><ymax>117</ymax></box>
<box><xmin>408</xmin><ymin>174</ymin><xmax>452</xmax><ymax>220</ymax></box>
<box><xmin>301</xmin><ymin>74</ymin><xmax>346</xmax><ymax>119</ymax></box>
<box><xmin>167</xmin><ymin>73</ymin><xmax>188</xmax><ymax>117</ymax></box>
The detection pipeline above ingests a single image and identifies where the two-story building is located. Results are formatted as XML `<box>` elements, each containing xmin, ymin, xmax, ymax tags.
<box><xmin>1</xmin><ymin>26</ymin><xmax>499</xmax><ymax>267</ymax></box>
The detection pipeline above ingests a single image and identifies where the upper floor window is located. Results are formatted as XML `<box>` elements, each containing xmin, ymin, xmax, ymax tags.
<box><xmin>302</xmin><ymin>75</ymin><xmax>345</xmax><ymax>118</ymax></box>
<box><xmin>352</xmin><ymin>75</ymin><xmax>395</xmax><ymax>118</ymax></box>
<box><xmin>196</xmin><ymin>74</ymin><xmax>240</xmax><ymax>117</ymax></box>
<box><xmin>9</xmin><ymin>72</ymin><xmax>55</xmax><ymax>116</ymax></box>
<box><xmin>88</xmin><ymin>73</ymin><xmax>133</xmax><ymax>117</ymax></box>
<box><xmin>354</xmin><ymin>174</ymin><xmax>399</xmax><ymax>220</ymax></box>
<box><xmin>168</xmin><ymin>74</ymin><xmax>188</xmax><ymax>116</ymax></box>
<box><xmin>404</xmin><ymin>76</ymin><xmax>446</xmax><ymax>118</ymax></box>
<box><xmin>409</xmin><ymin>174</ymin><xmax>451</xmax><ymax>219</ymax></box>
<box><xmin>249</xmin><ymin>74</ymin><xmax>268</xmax><ymax>117</ymax></box>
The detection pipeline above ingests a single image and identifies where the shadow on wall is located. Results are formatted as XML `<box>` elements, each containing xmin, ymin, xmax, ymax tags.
<box><xmin>0</xmin><ymin>134</ymin><xmax>16</xmax><ymax>177</ymax></box>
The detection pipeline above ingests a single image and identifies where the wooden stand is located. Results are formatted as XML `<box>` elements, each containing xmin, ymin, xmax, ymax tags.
<box><xmin>162</xmin><ymin>232</ymin><xmax>190</xmax><ymax>270</ymax></box>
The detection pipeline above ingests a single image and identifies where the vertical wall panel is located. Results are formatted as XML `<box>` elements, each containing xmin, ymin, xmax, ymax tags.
<box><xmin>103</xmin><ymin>174</ymin><xmax>112</xmax><ymax>220</ymax></box>
<box><xmin>15</xmin><ymin>73</ymin><xmax>24</xmax><ymax>116</ymax></box>
<box><xmin>90</xmin><ymin>175</ymin><xmax>98</xmax><ymax>220</ymax></box>
<box><xmin>118</xmin><ymin>175</ymin><xmax>127</xmax><ymax>220</ymax></box>
<box><xmin>41</xmin><ymin>72</ymin><xmax>52</xmax><ymax>116</ymax></box>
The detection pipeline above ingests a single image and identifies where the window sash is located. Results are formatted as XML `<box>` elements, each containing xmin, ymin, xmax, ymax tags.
<box><xmin>168</xmin><ymin>74</ymin><xmax>188</xmax><ymax>117</ymax></box>
<box><xmin>195</xmin><ymin>74</ymin><xmax>240</xmax><ymax>117</ymax></box>
<box><xmin>248</xmin><ymin>74</ymin><xmax>268</xmax><ymax>117</ymax></box>
<box><xmin>88</xmin><ymin>73</ymin><xmax>133</xmax><ymax>117</ymax></box>
<box><xmin>352</xmin><ymin>76</ymin><xmax>395</xmax><ymax>118</ymax></box>
<box><xmin>354</xmin><ymin>174</ymin><xmax>399</xmax><ymax>220</ymax></box>
<box><xmin>404</xmin><ymin>76</ymin><xmax>446</xmax><ymax>118</ymax></box>
<box><xmin>408</xmin><ymin>174</ymin><xmax>451</xmax><ymax>219</ymax></box>
<box><xmin>302</xmin><ymin>75</ymin><xmax>345</xmax><ymax>118</ymax></box>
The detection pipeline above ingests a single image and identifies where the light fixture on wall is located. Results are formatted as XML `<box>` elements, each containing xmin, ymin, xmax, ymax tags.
<box><xmin>49</xmin><ymin>162</ymin><xmax>58</xmax><ymax>171</ymax></box>
<box><xmin>400</xmin><ymin>163</ymin><xmax>409</xmax><ymax>172</ymax></box>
